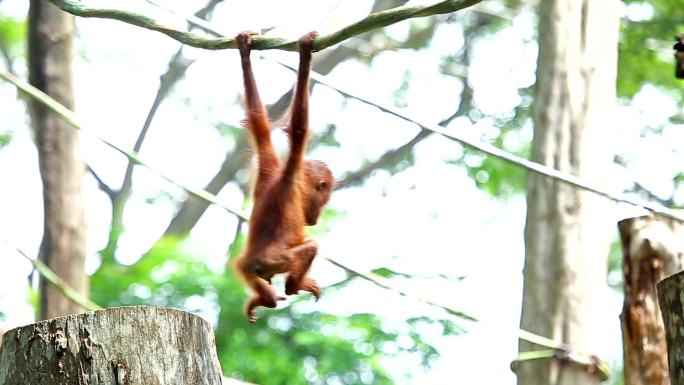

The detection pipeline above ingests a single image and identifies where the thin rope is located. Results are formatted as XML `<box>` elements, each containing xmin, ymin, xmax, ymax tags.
<box><xmin>165</xmin><ymin>5</ymin><xmax>684</xmax><ymax>222</ymax></box>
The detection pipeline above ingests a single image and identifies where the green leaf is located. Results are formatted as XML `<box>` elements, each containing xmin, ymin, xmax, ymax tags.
<box><xmin>674</xmin><ymin>172</ymin><xmax>684</xmax><ymax>184</ymax></box>
<box><xmin>0</xmin><ymin>16</ymin><xmax>26</xmax><ymax>47</ymax></box>
<box><xmin>618</xmin><ymin>1</ymin><xmax>684</xmax><ymax>100</ymax></box>
<box><xmin>0</xmin><ymin>132</ymin><xmax>12</xmax><ymax>150</ymax></box>
<box><xmin>371</xmin><ymin>267</ymin><xmax>410</xmax><ymax>278</ymax></box>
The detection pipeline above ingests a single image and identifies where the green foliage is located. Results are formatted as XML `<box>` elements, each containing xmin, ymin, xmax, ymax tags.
<box><xmin>607</xmin><ymin>364</ymin><xmax>625</xmax><ymax>385</ymax></box>
<box><xmin>606</xmin><ymin>237</ymin><xmax>624</xmax><ymax>292</ymax></box>
<box><xmin>618</xmin><ymin>0</ymin><xmax>684</xmax><ymax>100</ymax></box>
<box><xmin>392</xmin><ymin>71</ymin><xmax>411</xmax><ymax>108</ymax></box>
<box><xmin>372</xmin><ymin>267</ymin><xmax>412</xmax><ymax>279</ymax></box>
<box><xmin>91</xmin><ymin>236</ymin><xmax>215</xmax><ymax>308</ymax></box>
<box><xmin>502</xmin><ymin>0</ymin><xmax>523</xmax><ymax>8</ymax></box>
<box><xmin>90</xmin><ymin>234</ymin><xmax>455</xmax><ymax>385</ymax></box>
<box><xmin>464</xmin><ymin>151</ymin><xmax>528</xmax><ymax>197</ymax></box>
<box><xmin>216</xmin><ymin>122</ymin><xmax>243</xmax><ymax>139</ymax></box>
<box><xmin>27</xmin><ymin>285</ymin><xmax>40</xmax><ymax>319</ymax></box>
<box><xmin>454</xmin><ymin>100</ymin><xmax>532</xmax><ymax>198</ymax></box>
<box><xmin>307</xmin><ymin>209</ymin><xmax>339</xmax><ymax>237</ymax></box>
<box><xmin>0</xmin><ymin>15</ymin><xmax>26</xmax><ymax>58</ymax></box>
<box><xmin>404</xmin><ymin>18</ymin><xmax>438</xmax><ymax>49</ymax></box>
<box><xmin>215</xmin><ymin>282</ymin><xmax>459</xmax><ymax>385</ymax></box>
<box><xmin>372</xmin><ymin>266</ymin><xmax>464</xmax><ymax>282</ymax></box>
<box><xmin>215</xmin><ymin>293</ymin><xmax>395</xmax><ymax>385</ymax></box>
<box><xmin>0</xmin><ymin>132</ymin><xmax>12</xmax><ymax>150</ymax></box>
<box><xmin>675</xmin><ymin>172</ymin><xmax>684</xmax><ymax>184</ymax></box>
<box><xmin>618</xmin><ymin>1</ymin><xmax>684</xmax><ymax>210</ymax></box>
<box><xmin>310</xmin><ymin>123</ymin><xmax>341</xmax><ymax>149</ymax></box>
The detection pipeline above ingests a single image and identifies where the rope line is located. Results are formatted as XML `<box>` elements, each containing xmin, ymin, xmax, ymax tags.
<box><xmin>0</xmin><ymin>70</ymin><xmax>247</xmax><ymax>222</ymax></box>
<box><xmin>167</xmin><ymin>4</ymin><xmax>684</xmax><ymax>222</ymax></box>
<box><xmin>0</xmin><ymin>66</ymin><xmax>611</xmax><ymax>374</ymax></box>
<box><xmin>1</xmin><ymin>5</ymin><xmax>656</xmax><ymax>373</ymax></box>
<box><xmin>47</xmin><ymin>0</ymin><xmax>481</xmax><ymax>52</ymax></box>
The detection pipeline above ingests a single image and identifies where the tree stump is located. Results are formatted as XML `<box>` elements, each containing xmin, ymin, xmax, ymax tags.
<box><xmin>659</xmin><ymin>271</ymin><xmax>684</xmax><ymax>385</ymax></box>
<box><xmin>619</xmin><ymin>215</ymin><xmax>684</xmax><ymax>385</ymax></box>
<box><xmin>0</xmin><ymin>306</ymin><xmax>223</xmax><ymax>385</ymax></box>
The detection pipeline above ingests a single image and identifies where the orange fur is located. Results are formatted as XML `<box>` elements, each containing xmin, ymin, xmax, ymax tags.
<box><xmin>233</xmin><ymin>31</ymin><xmax>334</xmax><ymax>323</ymax></box>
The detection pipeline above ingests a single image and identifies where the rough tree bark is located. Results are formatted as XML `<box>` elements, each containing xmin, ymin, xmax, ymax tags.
<box><xmin>0</xmin><ymin>323</ymin><xmax>6</xmax><ymax>345</ymax></box>
<box><xmin>28</xmin><ymin>0</ymin><xmax>87</xmax><ymax>320</ymax></box>
<box><xmin>620</xmin><ymin>215</ymin><xmax>684</xmax><ymax>385</ymax></box>
<box><xmin>0</xmin><ymin>306</ymin><xmax>223</xmax><ymax>385</ymax></box>
<box><xmin>659</xmin><ymin>269</ymin><xmax>684</xmax><ymax>385</ymax></box>
<box><xmin>516</xmin><ymin>0</ymin><xmax>620</xmax><ymax>384</ymax></box>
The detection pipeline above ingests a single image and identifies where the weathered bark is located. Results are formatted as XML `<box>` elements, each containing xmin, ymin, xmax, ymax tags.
<box><xmin>620</xmin><ymin>216</ymin><xmax>684</xmax><ymax>385</ymax></box>
<box><xmin>0</xmin><ymin>322</ymin><xmax>6</xmax><ymax>345</ymax></box>
<box><xmin>516</xmin><ymin>0</ymin><xmax>620</xmax><ymax>384</ymax></box>
<box><xmin>28</xmin><ymin>0</ymin><xmax>87</xmax><ymax>320</ymax></box>
<box><xmin>0</xmin><ymin>306</ymin><xmax>223</xmax><ymax>385</ymax></box>
<box><xmin>659</xmin><ymin>269</ymin><xmax>684</xmax><ymax>385</ymax></box>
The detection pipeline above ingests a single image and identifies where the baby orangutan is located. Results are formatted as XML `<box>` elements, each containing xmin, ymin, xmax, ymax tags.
<box><xmin>233</xmin><ymin>31</ymin><xmax>334</xmax><ymax>323</ymax></box>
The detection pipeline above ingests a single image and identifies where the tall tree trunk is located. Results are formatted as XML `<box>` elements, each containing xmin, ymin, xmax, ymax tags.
<box><xmin>28</xmin><ymin>0</ymin><xmax>86</xmax><ymax>320</ymax></box>
<box><xmin>517</xmin><ymin>1</ymin><xmax>619</xmax><ymax>384</ymax></box>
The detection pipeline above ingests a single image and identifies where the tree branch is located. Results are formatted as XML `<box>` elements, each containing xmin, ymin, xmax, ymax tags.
<box><xmin>86</xmin><ymin>164</ymin><xmax>115</xmax><ymax>199</ymax></box>
<box><xmin>47</xmin><ymin>0</ymin><xmax>482</xmax><ymax>51</ymax></box>
<box><xmin>335</xmin><ymin>23</ymin><xmax>475</xmax><ymax>189</ymax></box>
<box><xmin>99</xmin><ymin>1</ymin><xmax>225</xmax><ymax>257</ymax></box>
<box><xmin>148</xmin><ymin>0</ymin><xmax>447</xmax><ymax>201</ymax></box>
<box><xmin>152</xmin><ymin>1</ymin><xmax>401</xmax><ymax>237</ymax></box>
<box><xmin>0</xmin><ymin>69</ymin><xmax>248</xmax><ymax>221</ymax></box>
<box><xmin>323</xmin><ymin>256</ymin><xmax>476</xmax><ymax>321</ymax></box>
<box><xmin>265</xmin><ymin>59</ymin><xmax>684</xmax><ymax>221</ymax></box>
<box><xmin>121</xmin><ymin>0</ymin><xmax>224</xmax><ymax>197</ymax></box>
<box><xmin>163</xmin><ymin>134</ymin><xmax>250</xmax><ymax>236</ymax></box>
<box><xmin>334</xmin><ymin>84</ymin><xmax>473</xmax><ymax>189</ymax></box>
<box><xmin>6</xmin><ymin>243</ymin><xmax>101</xmax><ymax>311</ymax></box>
<box><xmin>119</xmin><ymin>49</ymin><xmax>194</xmax><ymax>200</ymax></box>
<box><xmin>336</xmin><ymin>130</ymin><xmax>432</xmax><ymax>189</ymax></box>
<box><xmin>0</xmin><ymin>37</ymin><xmax>14</xmax><ymax>75</ymax></box>
<box><xmin>614</xmin><ymin>155</ymin><xmax>677</xmax><ymax>207</ymax></box>
<box><xmin>4</xmin><ymin>35</ymin><xmax>684</xmax><ymax>222</ymax></box>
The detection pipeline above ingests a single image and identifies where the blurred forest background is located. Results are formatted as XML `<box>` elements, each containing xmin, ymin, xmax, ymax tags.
<box><xmin>1</xmin><ymin>0</ymin><xmax>684</xmax><ymax>384</ymax></box>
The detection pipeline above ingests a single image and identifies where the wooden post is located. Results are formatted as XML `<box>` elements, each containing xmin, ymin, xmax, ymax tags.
<box><xmin>0</xmin><ymin>306</ymin><xmax>223</xmax><ymax>385</ymax></box>
<box><xmin>619</xmin><ymin>215</ymin><xmax>684</xmax><ymax>385</ymax></box>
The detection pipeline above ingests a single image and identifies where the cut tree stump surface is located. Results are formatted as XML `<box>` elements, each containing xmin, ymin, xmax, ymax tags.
<box><xmin>0</xmin><ymin>305</ymin><xmax>223</xmax><ymax>385</ymax></box>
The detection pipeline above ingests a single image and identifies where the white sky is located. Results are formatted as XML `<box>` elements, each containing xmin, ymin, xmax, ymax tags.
<box><xmin>0</xmin><ymin>0</ymin><xmax>682</xmax><ymax>384</ymax></box>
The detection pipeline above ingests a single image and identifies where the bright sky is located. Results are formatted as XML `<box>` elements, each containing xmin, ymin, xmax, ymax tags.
<box><xmin>0</xmin><ymin>0</ymin><xmax>682</xmax><ymax>384</ymax></box>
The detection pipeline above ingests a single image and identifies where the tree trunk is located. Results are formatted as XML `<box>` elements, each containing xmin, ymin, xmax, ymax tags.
<box><xmin>516</xmin><ymin>0</ymin><xmax>620</xmax><ymax>384</ymax></box>
<box><xmin>620</xmin><ymin>216</ymin><xmax>684</xmax><ymax>385</ymax></box>
<box><xmin>28</xmin><ymin>0</ymin><xmax>87</xmax><ymax>319</ymax></box>
<box><xmin>0</xmin><ymin>323</ymin><xmax>6</xmax><ymax>345</ymax></box>
<box><xmin>0</xmin><ymin>306</ymin><xmax>224</xmax><ymax>385</ymax></box>
<box><xmin>658</xmin><ymin>269</ymin><xmax>684</xmax><ymax>385</ymax></box>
